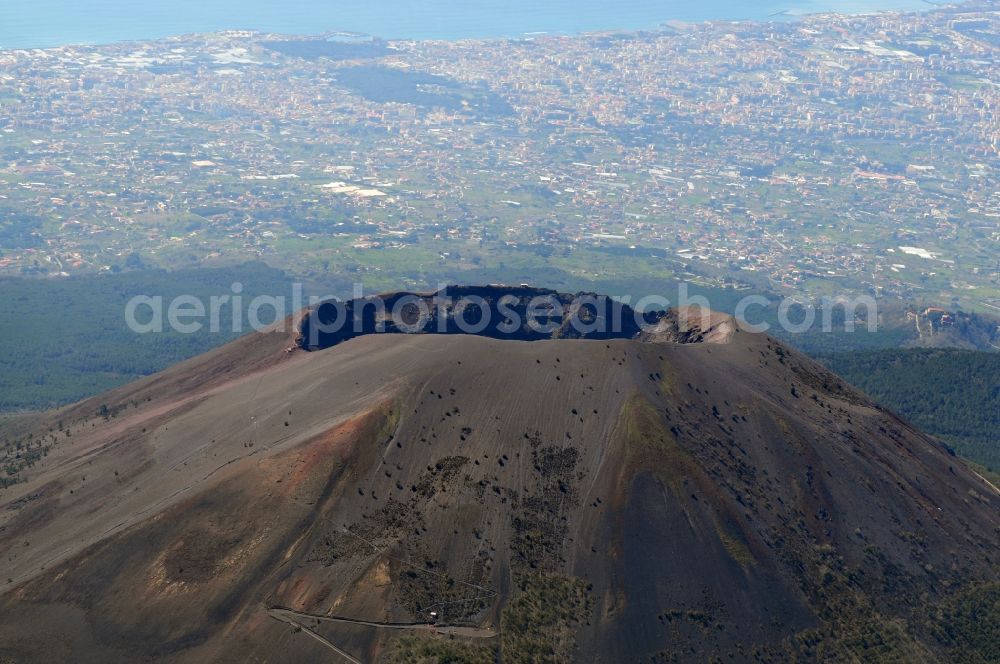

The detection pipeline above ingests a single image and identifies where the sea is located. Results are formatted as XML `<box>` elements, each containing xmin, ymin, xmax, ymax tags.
<box><xmin>1</xmin><ymin>0</ymin><xmax>938</xmax><ymax>49</ymax></box>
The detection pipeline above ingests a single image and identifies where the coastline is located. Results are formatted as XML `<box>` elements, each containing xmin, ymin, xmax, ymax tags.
<box><xmin>0</xmin><ymin>0</ymin><xmax>941</xmax><ymax>51</ymax></box>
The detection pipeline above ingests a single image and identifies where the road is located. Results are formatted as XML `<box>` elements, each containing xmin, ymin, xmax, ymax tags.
<box><xmin>267</xmin><ymin>606</ymin><xmax>498</xmax><ymax>662</ymax></box>
<box><xmin>268</xmin><ymin>609</ymin><xmax>364</xmax><ymax>664</ymax></box>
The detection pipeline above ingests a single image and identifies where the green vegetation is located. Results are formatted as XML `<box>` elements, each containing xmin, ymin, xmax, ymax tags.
<box><xmin>620</xmin><ymin>392</ymin><xmax>699</xmax><ymax>491</ymax></box>
<box><xmin>500</xmin><ymin>573</ymin><xmax>590</xmax><ymax>663</ymax></box>
<box><xmin>775</xmin><ymin>325</ymin><xmax>915</xmax><ymax>355</ymax></box>
<box><xmin>714</xmin><ymin>522</ymin><xmax>755</xmax><ymax>569</ymax></box>
<box><xmin>931</xmin><ymin>582</ymin><xmax>1000</xmax><ymax>663</ymax></box>
<box><xmin>0</xmin><ymin>207</ymin><xmax>43</xmax><ymax>249</ymax></box>
<box><xmin>759</xmin><ymin>543</ymin><xmax>998</xmax><ymax>663</ymax></box>
<box><xmin>335</xmin><ymin>66</ymin><xmax>514</xmax><ymax>117</ymax></box>
<box><xmin>391</xmin><ymin>637</ymin><xmax>496</xmax><ymax>664</ymax></box>
<box><xmin>0</xmin><ymin>430</ymin><xmax>50</xmax><ymax>489</ymax></box>
<box><xmin>775</xmin><ymin>579</ymin><xmax>1000</xmax><ymax>662</ymax></box>
<box><xmin>818</xmin><ymin>348</ymin><xmax>1000</xmax><ymax>471</ymax></box>
<box><xmin>0</xmin><ymin>263</ymin><xmax>293</xmax><ymax>411</ymax></box>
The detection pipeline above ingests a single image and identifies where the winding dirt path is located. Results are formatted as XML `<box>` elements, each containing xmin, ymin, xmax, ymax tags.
<box><xmin>267</xmin><ymin>606</ymin><xmax>497</xmax><ymax>662</ymax></box>
<box><xmin>268</xmin><ymin>609</ymin><xmax>363</xmax><ymax>664</ymax></box>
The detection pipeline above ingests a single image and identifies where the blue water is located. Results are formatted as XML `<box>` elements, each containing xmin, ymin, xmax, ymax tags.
<box><xmin>1</xmin><ymin>0</ymin><xmax>935</xmax><ymax>49</ymax></box>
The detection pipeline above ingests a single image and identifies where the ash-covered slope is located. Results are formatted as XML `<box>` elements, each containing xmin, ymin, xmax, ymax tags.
<box><xmin>0</xmin><ymin>298</ymin><xmax>996</xmax><ymax>663</ymax></box>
